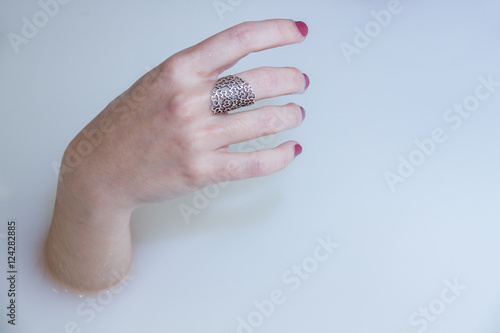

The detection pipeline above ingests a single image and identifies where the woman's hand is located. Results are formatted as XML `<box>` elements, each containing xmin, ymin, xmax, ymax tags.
<box><xmin>44</xmin><ymin>19</ymin><xmax>309</xmax><ymax>292</ymax></box>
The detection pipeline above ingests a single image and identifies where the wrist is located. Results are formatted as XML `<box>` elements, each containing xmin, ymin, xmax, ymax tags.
<box><xmin>45</xmin><ymin>174</ymin><xmax>135</xmax><ymax>292</ymax></box>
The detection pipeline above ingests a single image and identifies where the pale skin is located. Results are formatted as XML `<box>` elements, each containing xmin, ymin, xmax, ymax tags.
<box><xmin>44</xmin><ymin>19</ymin><xmax>309</xmax><ymax>292</ymax></box>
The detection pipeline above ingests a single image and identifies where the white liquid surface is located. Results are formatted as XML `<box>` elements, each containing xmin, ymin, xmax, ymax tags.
<box><xmin>2</xmin><ymin>0</ymin><xmax>500</xmax><ymax>332</ymax></box>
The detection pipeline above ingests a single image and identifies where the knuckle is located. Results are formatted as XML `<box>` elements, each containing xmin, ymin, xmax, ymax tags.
<box><xmin>223</xmin><ymin>159</ymin><xmax>243</xmax><ymax>179</ymax></box>
<box><xmin>180</xmin><ymin>155</ymin><xmax>209</xmax><ymax>186</ymax></box>
<box><xmin>168</xmin><ymin>94</ymin><xmax>188</xmax><ymax>113</ymax></box>
<box><xmin>278</xmin><ymin>154</ymin><xmax>290</xmax><ymax>171</ymax></box>
<box><xmin>272</xmin><ymin>19</ymin><xmax>290</xmax><ymax>39</ymax></box>
<box><xmin>211</xmin><ymin>165</ymin><xmax>230</xmax><ymax>183</ymax></box>
<box><xmin>290</xmin><ymin>68</ymin><xmax>304</xmax><ymax>90</ymax></box>
<box><xmin>159</xmin><ymin>54</ymin><xmax>189</xmax><ymax>79</ymax></box>
<box><xmin>166</xmin><ymin>94</ymin><xmax>195</xmax><ymax>119</ymax></box>
<box><xmin>262</xmin><ymin>104</ymin><xmax>301</xmax><ymax>134</ymax></box>
<box><xmin>274</xmin><ymin>149</ymin><xmax>291</xmax><ymax>173</ymax></box>
<box><xmin>257</xmin><ymin>109</ymin><xmax>279</xmax><ymax>134</ymax></box>
<box><xmin>230</xmin><ymin>21</ymin><xmax>255</xmax><ymax>46</ymax></box>
<box><xmin>246</xmin><ymin>154</ymin><xmax>264</xmax><ymax>177</ymax></box>
<box><xmin>288</xmin><ymin>103</ymin><xmax>303</xmax><ymax>126</ymax></box>
<box><xmin>245</xmin><ymin>150</ymin><xmax>289</xmax><ymax>178</ymax></box>
<box><xmin>170</xmin><ymin>131</ymin><xmax>211</xmax><ymax>185</ymax></box>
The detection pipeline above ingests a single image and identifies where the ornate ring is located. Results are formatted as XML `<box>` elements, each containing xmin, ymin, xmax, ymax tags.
<box><xmin>210</xmin><ymin>75</ymin><xmax>256</xmax><ymax>114</ymax></box>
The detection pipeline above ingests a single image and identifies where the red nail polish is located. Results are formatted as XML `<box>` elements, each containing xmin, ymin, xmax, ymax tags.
<box><xmin>303</xmin><ymin>73</ymin><xmax>310</xmax><ymax>90</ymax></box>
<box><xmin>295</xmin><ymin>21</ymin><xmax>308</xmax><ymax>37</ymax></box>
<box><xmin>300</xmin><ymin>106</ymin><xmax>305</xmax><ymax>121</ymax></box>
<box><xmin>294</xmin><ymin>144</ymin><xmax>303</xmax><ymax>157</ymax></box>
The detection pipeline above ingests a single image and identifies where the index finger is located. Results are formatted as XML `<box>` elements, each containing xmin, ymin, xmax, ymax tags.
<box><xmin>191</xmin><ymin>19</ymin><xmax>308</xmax><ymax>76</ymax></box>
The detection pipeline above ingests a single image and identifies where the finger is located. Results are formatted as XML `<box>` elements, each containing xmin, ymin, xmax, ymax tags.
<box><xmin>237</xmin><ymin>67</ymin><xmax>309</xmax><ymax>101</ymax></box>
<box><xmin>208</xmin><ymin>103</ymin><xmax>304</xmax><ymax>148</ymax></box>
<box><xmin>193</xmin><ymin>19</ymin><xmax>308</xmax><ymax>76</ymax></box>
<box><xmin>213</xmin><ymin>141</ymin><xmax>302</xmax><ymax>181</ymax></box>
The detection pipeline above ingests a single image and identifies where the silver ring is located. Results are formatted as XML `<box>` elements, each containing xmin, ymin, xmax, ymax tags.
<box><xmin>210</xmin><ymin>75</ymin><xmax>256</xmax><ymax>115</ymax></box>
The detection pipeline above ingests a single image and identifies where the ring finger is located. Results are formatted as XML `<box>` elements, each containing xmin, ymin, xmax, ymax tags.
<box><xmin>209</xmin><ymin>103</ymin><xmax>304</xmax><ymax>148</ymax></box>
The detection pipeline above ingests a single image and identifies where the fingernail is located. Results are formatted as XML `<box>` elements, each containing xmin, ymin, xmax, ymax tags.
<box><xmin>294</xmin><ymin>144</ymin><xmax>303</xmax><ymax>157</ymax></box>
<box><xmin>295</xmin><ymin>21</ymin><xmax>308</xmax><ymax>37</ymax></box>
<box><xmin>300</xmin><ymin>106</ymin><xmax>306</xmax><ymax>121</ymax></box>
<box><xmin>303</xmin><ymin>73</ymin><xmax>310</xmax><ymax>90</ymax></box>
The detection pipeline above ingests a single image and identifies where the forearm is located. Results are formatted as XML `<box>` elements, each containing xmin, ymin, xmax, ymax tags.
<box><xmin>44</xmin><ymin>173</ymin><xmax>134</xmax><ymax>292</ymax></box>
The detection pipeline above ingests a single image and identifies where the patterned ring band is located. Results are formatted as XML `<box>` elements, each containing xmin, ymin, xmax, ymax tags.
<box><xmin>210</xmin><ymin>75</ymin><xmax>256</xmax><ymax>115</ymax></box>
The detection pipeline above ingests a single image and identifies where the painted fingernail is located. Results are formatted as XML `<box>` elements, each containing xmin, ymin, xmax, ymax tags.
<box><xmin>300</xmin><ymin>106</ymin><xmax>306</xmax><ymax>121</ymax></box>
<box><xmin>295</xmin><ymin>21</ymin><xmax>308</xmax><ymax>37</ymax></box>
<box><xmin>294</xmin><ymin>144</ymin><xmax>303</xmax><ymax>157</ymax></box>
<box><xmin>303</xmin><ymin>73</ymin><xmax>310</xmax><ymax>90</ymax></box>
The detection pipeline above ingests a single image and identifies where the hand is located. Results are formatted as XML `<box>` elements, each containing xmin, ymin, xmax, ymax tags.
<box><xmin>44</xmin><ymin>19</ymin><xmax>309</xmax><ymax>292</ymax></box>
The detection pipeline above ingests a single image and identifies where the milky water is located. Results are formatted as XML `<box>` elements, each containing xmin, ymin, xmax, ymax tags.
<box><xmin>2</xmin><ymin>1</ymin><xmax>500</xmax><ymax>332</ymax></box>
